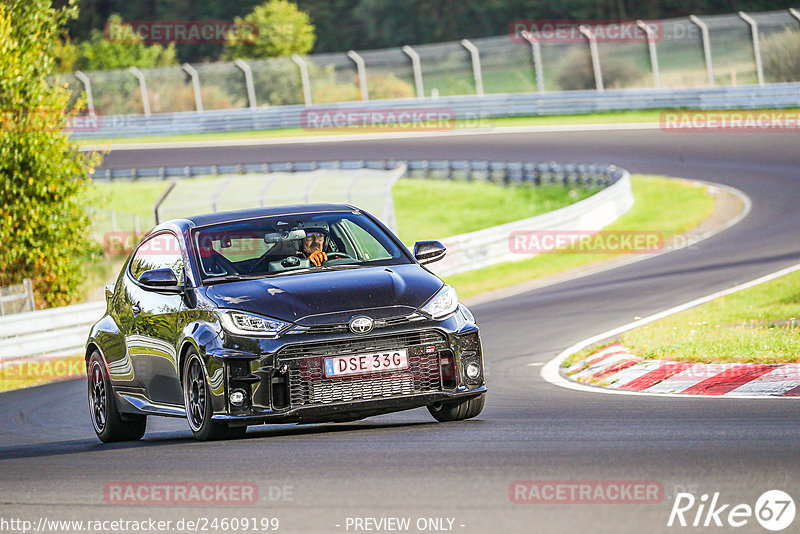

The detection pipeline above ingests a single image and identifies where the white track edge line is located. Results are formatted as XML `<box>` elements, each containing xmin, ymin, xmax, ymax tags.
<box><xmin>541</xmin><ymin>261</ymin><xmax>800</xmax><ymax>400</ymax></box>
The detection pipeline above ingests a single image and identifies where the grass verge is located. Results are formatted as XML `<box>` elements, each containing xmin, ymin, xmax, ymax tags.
<box><xmin>617</xmin><ymin>270</ymin><xmax>800</xmax><ymax>364</ymax></box>
<box><xmin>0</xmin><ymin>354</ymin><xmax>85</xmax><ymax>393</ymax></box>
<box><xmin>77</xmin><ymin>108</ymin><xmax>800</xmax><ymax>146</ymax></box>
<box><xmin>447</xmin><ymin>175</ymin><xmax>714</xmax><ymax>299</ymax></box>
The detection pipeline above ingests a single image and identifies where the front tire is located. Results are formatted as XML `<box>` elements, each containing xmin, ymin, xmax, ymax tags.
<box><xmin>183</xmin><ymin>351</ymin><xmax>246</xmax><ymax>441</ymax></box>
<box><xmin>87</xmin><ymin>352</ymin><xmax>146</xmax><ymax>443</ymax></box>
<box><xmin>427</xmin><ymin>393</ymin><xmax>485</xmax><ymax>422</ymax></box>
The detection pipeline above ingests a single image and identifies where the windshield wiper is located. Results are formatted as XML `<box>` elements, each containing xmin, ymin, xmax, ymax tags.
<box><xmin>203</xmin><ymin>274</ymin><xmax>266</xmax><ymax>284</ymax></box>
<box><xmin>264</xmin><ymin>264</ymin><xmax>366</xmax><ymax>278</ymax></box>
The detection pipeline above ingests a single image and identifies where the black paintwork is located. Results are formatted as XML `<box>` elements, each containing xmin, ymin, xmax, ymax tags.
<box><xmin>86</xmin><ymin>204</ymin><xmax>486</xmax><ymax>428</ymax></box>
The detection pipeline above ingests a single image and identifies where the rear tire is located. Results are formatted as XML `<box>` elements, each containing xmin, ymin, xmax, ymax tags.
<box><xmin>427</xmin><ymin>393</ymin><xmax>485</xmax><ymax>422</ymax></box>
<box><xmin>183</xmin><ymin>351</ymin><xmax>247</xmax><ymax>441</ymax></box>
<box><xmin>88</xmin><ymin>352</ymin><xmax>146</xmax><ymax>443</ymax></box>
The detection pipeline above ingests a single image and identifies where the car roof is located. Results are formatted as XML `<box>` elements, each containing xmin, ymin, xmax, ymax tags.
<box><xmin>158</xmin><ymin>204</ymin><xmax>360</xmax><ymax>232</ymax></box>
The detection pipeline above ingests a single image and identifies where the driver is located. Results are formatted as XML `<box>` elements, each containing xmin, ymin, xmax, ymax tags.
<box><xmin>300</xmin><ymin>230</ymin><xmax>328</xmax><ymax>266</ymax></box>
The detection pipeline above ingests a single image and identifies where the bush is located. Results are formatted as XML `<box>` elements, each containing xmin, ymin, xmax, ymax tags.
<box><xmin>225</xmin><ymin>0</ymin><xmax>315</xmax><ymax>60</ymax></box>
<box><xmin>77</xmin><ymin>14</ymin><xmax>177</xmax><ymax>71</ymax></box>
<box><xmin>0</xmin><ymin>0</ymin><xmax>101</xmax><ymax>307</ymax></box>
<box><xmin>555</xmin><ymin>47</ymin><xmax>642</xmax><ymax>91</ymax></box>
<box><xmin>762</xmin><ymin>29</ymin><xmax>800</xmax><ymax>83</ymax></box>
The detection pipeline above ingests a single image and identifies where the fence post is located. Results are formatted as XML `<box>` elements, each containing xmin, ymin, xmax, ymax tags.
<box><xmin>24</xmin><ymin>278</ymin><xmax>35</xmax><ymax>312</ymax></box>
<box><xmin>402</xmin><ymin>45</ymin><xmax>425</xmax><ymax>98</ymax></box>
<box><xmin>689</xmin><ymin>15</ymin><xmax>715</xmax><ymax>86</ymax></box>
<box><xmin>211</xmin><ymin>177</ymin><xmax>233</xmax><ymax>213</ymax></box>
<box><xmin>738</xmin><ymin>12</ymin><xmax>764</xmax><ymax>86</ymax></box>
<box><xmin>182</xmin><ymin>63</ymin><xmax>204</xmax><ymax>112</ymax></box>
<box><xmin>347</xmin><ymin>50</ymin><xmax>370</xmax><ymax>101</ymax></box>
<box><xmin>128</xmin><ymin>67</ymin><xmax>151</xmax><ymax>116</ymax></box>
<box><xmin>579</xmin><ymin>25</ymin><xmax>604</xmax><ymax>91</ymax></box>
<box><xmin>74</xmin><ymin>71</ymin><xmax>95</xmax><ymax>114</ymax></box>
<box><xmin>291</xmin><ymin>54</ymin><xmax>313</xmax><ymax>107</ymax></box>
<box><xmin>520</xmin><ymin>31</ymin><xmax>544</xmax><ymax>93</ymax></box>
<box><xmin>153</xmin><ymin>180</ymin><xmax>177</xmax><ymax>225</ymax></box>
<box><xmin>460</xmin><ymin>39</ymin><xmax>484</xmax><ymax>96</ymax></box>
<box><xmin>234</xmin><ymin>59</ymin><xmax>257</xmax><ymax>108</ymax></box>
<box><xmin>636</xmin><ymin>20</ymin><xmax>661</xmax><ymax>89</ymax></box>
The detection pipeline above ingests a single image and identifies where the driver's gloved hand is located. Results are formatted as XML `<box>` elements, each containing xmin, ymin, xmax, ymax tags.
<box><xmin>308</xmin><ymin>251</ymin><xmax>327</xmax><ymax>266</ymax></box>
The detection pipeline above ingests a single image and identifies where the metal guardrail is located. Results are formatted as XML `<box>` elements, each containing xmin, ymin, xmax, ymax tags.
<box><xmin>92</xmin><ymin>158</ymin><xmax>624</xmax><ymax>185</ymax></box>
<box><xmin>4</xmin><ymin>160</ymin><xmax>628</xmax><ymax>359</ymax></box>
<box><xmin>0</xmin><ymin>302</ymin><xmax>105</xmax><ymax>362</ymax></box>
<box><xmin>72</xmin><ymin>82</ymin><xmax>800</xmax><ymax>139</ymax></box>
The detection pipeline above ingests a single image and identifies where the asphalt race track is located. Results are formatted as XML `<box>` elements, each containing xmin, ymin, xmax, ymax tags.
<box><xmin>1</xmin><ymin>129</ymin><xmax>799</xmax><ymax>533</ymax></box>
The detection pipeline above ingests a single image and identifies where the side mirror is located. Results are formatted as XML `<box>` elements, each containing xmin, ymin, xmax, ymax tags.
<box><xmin>413</xmin><ymin>241</ymin><xmax>446</xmax><ymax>265</ymax></box>
<box><xmin>139</xmin><ymin>268</ymin><xmax>182</xmax><ymax>292</ymax></box>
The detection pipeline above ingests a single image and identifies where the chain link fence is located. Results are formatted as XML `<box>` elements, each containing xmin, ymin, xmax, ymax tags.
<box><xmin>58</xmin><ymin>9</ymin><xmax>800</xmax><ymax>117</ymax></box>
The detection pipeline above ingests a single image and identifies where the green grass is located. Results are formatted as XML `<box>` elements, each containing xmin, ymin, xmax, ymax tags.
<box><xmin>446</xmin><ymin>175</ymin><xmax>714</xmax><ymax>299</ymax></box>
<box><xmin>393</xmin><ymin>179</ymin><xmax>594</xmax><ymax>244</ymax></box>
<box><xmin>616</xmin><ymin>270</ymin><xmax>800</xmax><ymax>364</ymax></box>
<box><xmin>77</xmin><ymin>108</ymin><xmax>800</xmax><ymax>145</ymax></box>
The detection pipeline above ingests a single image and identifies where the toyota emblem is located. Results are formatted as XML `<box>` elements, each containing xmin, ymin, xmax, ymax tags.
<box><xmin>349</xmin><ymin>316</ymin><xmax>374</xmax><ymax>335</ymax></box>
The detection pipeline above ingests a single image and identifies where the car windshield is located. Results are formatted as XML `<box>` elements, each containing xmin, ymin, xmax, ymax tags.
<box><xmin>192</xmin><ymin>211</ymin><xmax>411</xmax><ymax>280</ymax></box>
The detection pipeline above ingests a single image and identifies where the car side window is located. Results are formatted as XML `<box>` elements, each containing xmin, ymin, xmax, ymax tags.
<box><xmin>130</xmin><ymin>233</ymin><xmax>184</xmax><ymax>284</ymax></box>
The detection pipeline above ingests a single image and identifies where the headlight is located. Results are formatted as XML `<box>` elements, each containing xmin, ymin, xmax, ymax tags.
<box><xmin>218</xmin><ymin>311</ymin><xmax>290</xmax><ymax>337</ymax></box>
<box><xmin>420</xmin><ymin>285</ymin><xmax>459</xmax><ymax>320</ymax></box>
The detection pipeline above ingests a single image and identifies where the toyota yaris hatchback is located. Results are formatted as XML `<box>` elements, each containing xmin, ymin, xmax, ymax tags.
<box><xmin>86</xmin><ymin>204</ymin><xmax>486</xmax><ymax>441</ymax></box>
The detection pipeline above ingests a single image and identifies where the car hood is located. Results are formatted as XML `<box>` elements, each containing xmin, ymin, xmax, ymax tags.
<box><xmin>202</xmin><ymin>264</ymin><xmax>443</xmax><ymax>324</ymax></box>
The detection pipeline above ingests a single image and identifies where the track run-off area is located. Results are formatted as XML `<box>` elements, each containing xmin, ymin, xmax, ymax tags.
<box><xmin>1</xmin><ymin>126</ymin><xmax>799</xmax><ymax>533</ymax></box>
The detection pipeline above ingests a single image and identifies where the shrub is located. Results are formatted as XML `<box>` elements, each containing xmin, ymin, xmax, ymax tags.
<box><xmin>762</xmin><ymin>29</ymin><xmax>800</xmax><ymax>83</ymax></box>
<box><xmin>555</xmin><ymin>47</ymin><xmax>642</xmax><ymax>90</ymax></box>
<box><xmin>0</xmin><ymin>0</ymin><xmax>101</xmax><ymax>307</ymax></box>
<box><xmin>224</xmin><ymin>0</ymin><xmax>315</xmax><ymax>60</ymax></box>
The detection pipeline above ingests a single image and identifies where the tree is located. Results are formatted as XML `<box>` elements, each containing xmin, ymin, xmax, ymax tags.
<box><xmin>77</xmin><ymin>14</ymin><xmax>177</xmax><ymax>71</ymax></box>
<box><xmin>0</xmin><ymin>0</ymin><xmax>101</xmax><ymax>307</ymax></box>
<box><xmin>224</xmin><ymin>0</ymin><xmax>315</xmax><ymax>59</ymax></box>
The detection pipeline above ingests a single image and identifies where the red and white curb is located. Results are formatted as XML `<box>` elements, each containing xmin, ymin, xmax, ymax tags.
<box><xmin>564</xmin><ymin>343</ymin><xmax>800</xmax><ymax>396</ymax></box>
<box><xmin>541</xmin><ymin>262</ymin><xmax>800</xmax><ymax>399</ymax></box>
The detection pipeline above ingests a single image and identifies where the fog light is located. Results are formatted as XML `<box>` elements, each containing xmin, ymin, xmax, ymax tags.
<box><xmin>465</xmin><ymin>362</ymin><xmax>481</xmax><ymax>380</ymax></box>
<box><xmin>229</xmin><ymin>389</ymin><xmax>247</xmax><ymax>406</ymax></box>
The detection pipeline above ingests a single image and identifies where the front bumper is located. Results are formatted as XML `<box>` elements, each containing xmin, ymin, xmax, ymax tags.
<box><xmin>212</xmin><ymin>386</ymin><xmax>487</xmax><ymax>425</ymax></box>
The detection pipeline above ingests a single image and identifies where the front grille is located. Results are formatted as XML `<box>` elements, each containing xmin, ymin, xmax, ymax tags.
<box><xmin>280</xmin><ymin>331</ymin><xmax>447</xmax><ymax>406</ymax></box>
<box><xmin>278</xmin><ymin>330</ymin><xmax>446</xmax><ymax>359</ymax></box>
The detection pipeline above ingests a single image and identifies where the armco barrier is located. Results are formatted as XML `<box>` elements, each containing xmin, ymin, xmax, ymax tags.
<box><xmin>2</xmin><ymin>160</ymin><xmax>630</xmax><ymax>359</ymax></box>
<box><xmin>0</xmin><ymin>302</ymin><xmax>105</xmax><ymax>362</ymax></box>
<box><xmin>71</xmin><ymin>82</ymin><xmax>800</xmax><ymax>139</ymax></box>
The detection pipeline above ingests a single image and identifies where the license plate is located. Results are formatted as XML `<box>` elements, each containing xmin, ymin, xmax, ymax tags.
<box><xmin>324</xmin><ymin>349</ymin><xmax>409</xmax><ymax>378</ymax></box>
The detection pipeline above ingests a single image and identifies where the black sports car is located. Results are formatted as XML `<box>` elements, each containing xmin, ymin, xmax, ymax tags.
<box><xmin>86</xmin><ymin>204</ymin><xmax>486</xmax><ymax>441</ymax></box>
